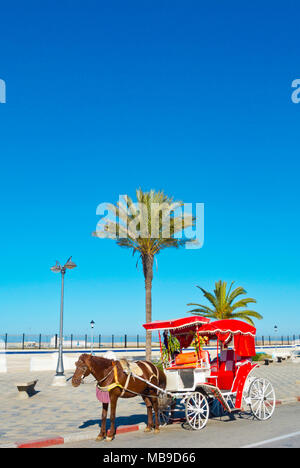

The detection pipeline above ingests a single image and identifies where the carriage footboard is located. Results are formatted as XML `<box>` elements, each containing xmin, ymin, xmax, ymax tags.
<box><xmin>198</xmin><ymin>384</ymin><xmax>233</xmax><ymax>413</ymax></box>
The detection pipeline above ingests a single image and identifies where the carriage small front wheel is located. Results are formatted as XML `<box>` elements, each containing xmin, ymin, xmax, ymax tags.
<box><xmin>248</xmin><ymin>377</ymin><xmax>276</xmax><ymax>421</ymax></box>
<box><xmin>158</xmin><ymin>406</ymin><xmax>172</xmax><ymax>426</ymax></box>
<box><xmin>185</xmin><ymin>392</ymin><xmax>209</xmax><ymax>430</ymax></box>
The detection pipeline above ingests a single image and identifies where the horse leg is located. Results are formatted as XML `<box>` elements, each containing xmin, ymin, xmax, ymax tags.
<box><xmin>142</xmin><ymin>396</ymin><xmax>154</xmax><ymax>432</ymax></box>
<box><xmin>96</xmin><ymin>402</ymin><xmax>109</xmax><ymax>441</ymax></box>
<box><xmin>151</xmin><ymin>396</ymin><xmax>160</xmax><ymax>434</ymax></box>
<box><xmin>106</xmin><ymin>392</ymin><xmax>118</xmax><ymax>441</ymax></box>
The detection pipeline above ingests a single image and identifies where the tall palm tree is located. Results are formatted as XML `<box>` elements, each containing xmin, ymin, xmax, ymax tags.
<box><xmin>93</xmin><ymin>189</ymin><xmax>196</xmax><ymax>360</ymax></box>
<box><xmin>187</xmin><ymin>280</ymin><xmax>262</xmax><ymax>326</ymax></box>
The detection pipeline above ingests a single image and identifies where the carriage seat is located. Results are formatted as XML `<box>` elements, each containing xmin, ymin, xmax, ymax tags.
<box><xmin>175</xmin><ymin>352</ymin><xmax>197</xmax><ymax>365</ymax></box>
<box><xmin>207</xmin><ymin>349</ymin><xmax>240</xmax><ymax>390</ymax></box>
<box><xmin>166</xmin><ymin>350</ymin><xmax>210</xmax><ymax>369</ymax></box>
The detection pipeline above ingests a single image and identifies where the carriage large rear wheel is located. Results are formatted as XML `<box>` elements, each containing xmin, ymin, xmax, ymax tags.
<box><xmin>248</xmin><ymin>378</ymin><xmax>276</xmax><ymax>421</ymax></box>
<box><xmin>185</xmin><ymin>392</ymin><xmax>209</xmax><ymax>430</ymax></box>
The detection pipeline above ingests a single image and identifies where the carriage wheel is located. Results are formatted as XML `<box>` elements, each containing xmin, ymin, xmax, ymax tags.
<box><xmin>185</xmin><ymin>392</ymin><xmax>209</xmax><ymax>430</ymax></box>
<box><xmin>248</xmin><ymin>378</ymin><xmax>276</xmax><ymax>421</ymax></box>
<box><xmin>158</xmin><ymin>407</ymin><xmax>172</xmax><ymax>426</ymax></box>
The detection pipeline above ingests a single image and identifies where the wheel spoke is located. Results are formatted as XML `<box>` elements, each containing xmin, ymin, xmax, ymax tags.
<box><xmin>185</xmin><ymin>393</ymin><xmax>209</xmax><ymax>430</ymax></box>
<box><xmin>249</xmin><ymin>378</ymin><xmax>275</xmax><ymax>420</ymax></box>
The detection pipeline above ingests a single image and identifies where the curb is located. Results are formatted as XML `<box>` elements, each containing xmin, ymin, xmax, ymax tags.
<box><xmin>0</xmin><ymin>423</ymin><xmax>146</xmax><ymax>449</ymax></box>
<box><xmin>275</xmin><ymin>397</ymin><xmax>300</xmax><ymax>406</ymax></box>
<box><xmin>1</xmin><ymin>398</ymin><xmax>300</xmax><ymax>448</ymax></box>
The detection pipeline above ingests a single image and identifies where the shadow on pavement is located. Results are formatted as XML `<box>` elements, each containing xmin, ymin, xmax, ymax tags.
<box><xmin>78</xmin><ymin>414</ymin><xmax>147</xmax><ymax>429</ymax></box>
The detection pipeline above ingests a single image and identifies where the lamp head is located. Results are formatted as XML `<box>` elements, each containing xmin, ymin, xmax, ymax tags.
<box><xmin>64</xmin><ymin>256</ymin><xmax>77</xmax><ymax>270</ymax></box>
<box><xmin>50</xmin><ymin>261</ymin><xmax>62</xmax><ymax>273</ymax></box>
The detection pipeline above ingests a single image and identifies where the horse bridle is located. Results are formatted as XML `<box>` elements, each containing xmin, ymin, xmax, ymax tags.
<box><xmin>73</xmin><ymin>361</ymin><xmax>89</xmax><ymax>385</ymax></box>
<box><xmin>74</xmin><ymin>360</ymin><xmax>115</xmax><ymax>386</ymax></box>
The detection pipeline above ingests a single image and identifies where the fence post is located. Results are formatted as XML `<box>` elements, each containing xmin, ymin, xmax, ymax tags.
<box><xmin>262</xmin><ymin>336</ymin><xmax>264</xmax><ymax>346</ymax></box>
<box><xmin>4</xmin><ymin>333</ymin><xmax>7</xmax><ymax>350</ymax></box>
<box><xmin>287</xmin><ymin>336</ymin><xmax>290</xmax><ymax>345</ymax></box>
<box><xmin>55</xmin><ymin>334</ymin><xmax>58</xmax><ymax>349</ymax></box>
<box><xmin>124</xmin><ymin>334</ymin><xmax>127</xmax><ymax>348</ymax></box>
<box><xmin>85</xmin><ymin>334</ymin><xmax>87</xmax><ymax>348</ymax></box>
<box><xmin>99</xmin><ymin>334</ymin><xmax>101</xmax><ymax>348</ymax></box>
<box><xmin>39</xmin><ymin>334</ymin><xmax>41</xmax><ymax>349</ymax></box>
<box><xmin>22</xmin><ymin>333</ymin><xmax>25</xmax><ymax>350</ymax></box>
<box><xmin>112</xmin><ymin>335</ymin><xmax>114</xmax><ymax>348</ymax></box>
<box><xmin>70</xmin><ymin>334</ymin><xmax>73</xmax><ymax>349</ymax></box>
<box><xmin>269</xmin><ymin>336</ymin><xmax>271</xmax><ymax>345</ymax></box>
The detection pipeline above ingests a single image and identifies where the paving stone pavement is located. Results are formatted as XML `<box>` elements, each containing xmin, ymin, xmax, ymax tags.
<box><xmin>1</xmin><ymin>360</ymin><xmax>300</xmax><ymax>445</ymax></box>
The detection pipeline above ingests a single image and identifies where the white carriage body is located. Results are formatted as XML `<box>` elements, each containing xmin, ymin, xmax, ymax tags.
<box><xmin>165</xmin><ymin>366</ymin><xmax>211</xmax><ymax>392</ymax></box>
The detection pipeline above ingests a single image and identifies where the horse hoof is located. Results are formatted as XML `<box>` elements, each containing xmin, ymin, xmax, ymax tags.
<box><xmin>96</xmin><ymin>435</ymin><xmax>105</xmax><ymax>442</ymax></box>
<box><xmin>154</xmin><ymin>429</ymin><xmax>160</xmax><ymax>434</ymax></box>
<box><xmin>105</xmin><ymin>436</ymin><xmax>114</xmax><ymax>442</ymax></box>
<box><xmin>144</xmin><ymin>427</ymin><xmax>152</xmax><ymax>433</ymax></box>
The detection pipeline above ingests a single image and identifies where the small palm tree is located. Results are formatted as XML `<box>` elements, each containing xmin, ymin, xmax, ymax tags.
<box><xmin>187</xmin><ymin>280</ymin><xmax>262</xmax><ymax>326</ymax></box>
<box><xmin>93</xmin><ymin>188</ymin><xmax>196</xmax><ymax>360</ymax></box>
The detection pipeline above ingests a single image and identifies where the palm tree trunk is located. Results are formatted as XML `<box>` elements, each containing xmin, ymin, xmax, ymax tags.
<box><xmin>142</xmin><ymin>254</ymin><xmax>154</xmax><ymax>361</ymax></box>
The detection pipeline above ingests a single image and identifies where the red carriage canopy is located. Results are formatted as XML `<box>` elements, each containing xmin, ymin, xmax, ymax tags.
<box><xmin>143</xmin><ymin>316</ymin><xmax>210</xmax><ymax>349</ymax></box>
<box><xmin>143</xmin><ymin>316</ymin><xmax>210</xmax><ymax>332</ymax></box>
<box><xmin>143</xmin><ymin>317</ymin><xmax>256</xmax><ymax>355</ymax></box>
<box><xmin>197</xmin><ymin>319</ymin><xmax>256</xmax><ymax>357</ymax></box>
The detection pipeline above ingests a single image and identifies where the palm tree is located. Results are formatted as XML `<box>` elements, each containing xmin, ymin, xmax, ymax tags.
<box><xmin>93</xmin><ymin>189</ymin><xmax>196</xmax><ymax>360</ymax></box>
<box><xmin>187</xmin><ymin>280</ymin><xmax>262</xmax><ymax>326</ymax></box>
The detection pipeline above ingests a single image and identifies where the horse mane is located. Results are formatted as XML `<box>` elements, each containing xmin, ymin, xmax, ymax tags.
<box><xmin>81</xmin><ymin>354</ymin><xmax>114</xmax><ymax>379</ymax></box>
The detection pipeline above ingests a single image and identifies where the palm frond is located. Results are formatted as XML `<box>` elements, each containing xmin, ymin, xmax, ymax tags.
<box><xmin>188</xmin><ymin>281</ymin><xmax>262</xmax><ymax>324</ymax></box>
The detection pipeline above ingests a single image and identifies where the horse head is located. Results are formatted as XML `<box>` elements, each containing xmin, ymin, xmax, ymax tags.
<box><xmin>72</xmin><ymin>353</ymin><xmax>92</xmax><ymax>387</ymax></box>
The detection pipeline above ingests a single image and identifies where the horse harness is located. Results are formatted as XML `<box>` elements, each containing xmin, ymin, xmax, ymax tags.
<box><xmin>96</xmin><ymin>360</ymin><xmax>160</xmax><ymax>397</ymax></box>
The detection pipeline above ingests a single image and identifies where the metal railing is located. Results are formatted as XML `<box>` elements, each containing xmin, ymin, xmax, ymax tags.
<box><xmin>0</xmin><ymin>333</ymin><xmax>299</xmax><ymax>351</ymax></box>
<box><xmin>255</xmin><ymin>335</ymin><xmax>300</xmax><ymax>347</ymax></box>
<box><xmin>0</xmin><ymin>333</ymin><xmax>159</xmax><ymax>350</ymax></box>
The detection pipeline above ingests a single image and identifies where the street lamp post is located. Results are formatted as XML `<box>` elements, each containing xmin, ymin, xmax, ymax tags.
<box><xmin>90</xmin><ymin>320</ymin><xmax>95</xmax><ymax>355</ymax></box>
<box><xmin>274</xmin><ymin>325</ymin><xmax>278</xmax><ymax>353</ymax></box>
<box><xmin>51</xmin><ymin>257</ymin><xmax>77</xmax><ymax>386</ymax></box>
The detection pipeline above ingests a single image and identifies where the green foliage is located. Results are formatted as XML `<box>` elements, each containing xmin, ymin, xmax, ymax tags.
<box><xmin>187</xmin><ymin>280</ymin><xmax>263</xmax><ymax>326</ymax></box>
<box><xmin>92</xmin><ymin>188</ymin><xmax>196</xmax><ymax>254</ymax></box>
<box><xmin>191</xmin><ymin>335</ymin><xmax>208</xmax><ymax>354</ymax></box>
<box><xmin>161</xmin><ymin>333</ymin><xmax>181</xmax><ymax>365</ymax></box>
<box><xmin>252</xmin><ymin>352</ymin><xmax>272</xmax><ymax>361</ymax></box>
<box><xmin>151</xmin><ymin>359</ymin><xmax>164</xmax><ymax>371</ymax></box>
<box><xmin>92</xmin><ymin>188</ymin><xmax>197</xmax><ymax>360</ymax></box>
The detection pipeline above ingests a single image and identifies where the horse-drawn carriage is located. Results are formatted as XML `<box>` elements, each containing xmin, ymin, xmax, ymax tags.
<box><xmin>143</xmin><ymin>316</ymin><xmax>276</xmax><ymax>430</ymax></box>
<box><xmin>73</xmin><ymin>316</ymin><xmax>276</xmax><ymax>440</ymax></box>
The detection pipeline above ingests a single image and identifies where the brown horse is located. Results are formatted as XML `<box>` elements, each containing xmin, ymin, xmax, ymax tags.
<box><xmin>72</xmin><ymin>353</ymin><xmax>166</xmax><ymax>441</ymax></box>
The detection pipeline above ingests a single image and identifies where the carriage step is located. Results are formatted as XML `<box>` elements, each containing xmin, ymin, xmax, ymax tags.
<box><xmin>200</xmin><ymin>384</ymin><xmax>233</xmax><ymax>413</ymax></box>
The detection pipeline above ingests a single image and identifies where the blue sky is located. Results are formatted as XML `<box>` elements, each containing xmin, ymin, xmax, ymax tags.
<box><xmin>0</xmin><ymin>1</ymin><xmax>299</xmax><ymax>337</ymax></box>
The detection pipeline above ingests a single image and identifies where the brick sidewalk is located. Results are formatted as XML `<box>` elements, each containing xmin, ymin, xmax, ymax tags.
<box><xmin>1</xmin><ymin>360</ymin><xmax>300</xmax><ymax>446</ymax></box>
